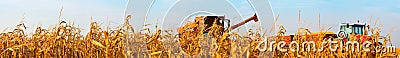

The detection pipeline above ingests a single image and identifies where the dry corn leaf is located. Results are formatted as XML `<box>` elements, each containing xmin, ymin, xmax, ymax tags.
<box><xmin>91</xmin><ymin>40</ymin><xmax>105</xmax><ymax>48</ymax></box>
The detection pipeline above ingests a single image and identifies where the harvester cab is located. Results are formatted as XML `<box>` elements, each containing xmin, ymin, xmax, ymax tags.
<box><xmin>199</xmin><ymin>15</ymin><xmax>230</xmax><ymax>33</ymax></box>
<box><xmin>190</xmin><ymin>14</ymin><xmax>258</xmax><ymax>34</ymax></box>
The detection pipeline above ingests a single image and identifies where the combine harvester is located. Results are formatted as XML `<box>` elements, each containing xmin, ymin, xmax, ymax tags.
<box><xmin>177</xmin><ymin>14</ymin><xmax>258</xmax><ymax>57</ymax></box>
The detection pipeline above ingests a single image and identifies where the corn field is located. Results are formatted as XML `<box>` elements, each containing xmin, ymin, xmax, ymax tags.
<box><xmin>0</xmin><ymin>14</ymin><xmax>274</xmax><ymax>58</ymax></box>
<box><xmin>0</xmin><ymin>14</ymin><xmax>399</xmax><ymax>58</ymax></box>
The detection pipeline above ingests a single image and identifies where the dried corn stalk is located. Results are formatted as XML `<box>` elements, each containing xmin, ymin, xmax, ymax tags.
<box><xmin>177</xmin><ymin>21</ymin><xmax>203</xmax><ymax>56</ymax></box>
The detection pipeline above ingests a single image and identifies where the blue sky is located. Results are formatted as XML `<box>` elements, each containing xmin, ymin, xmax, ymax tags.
<box><xmin>0</xmin><ymin>0</ymin><xmax>399</xmax><ymax>46</ymax></box>
<box><xmin>0</xmin><ymin>0</ymin><xmax>127</xmax><ymax>34</ymax></box>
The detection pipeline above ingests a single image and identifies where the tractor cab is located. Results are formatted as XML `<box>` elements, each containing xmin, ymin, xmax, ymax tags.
<box><xmin>337</xmin><ymin>22</ymin><xmax>366</xmax><ymax>39</ymax></box>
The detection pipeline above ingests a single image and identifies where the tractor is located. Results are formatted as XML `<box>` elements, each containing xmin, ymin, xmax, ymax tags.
<box><xmin>337</xmin><ymin>22</ymin><xmax>368</xmax><ymax>42</ymax></box>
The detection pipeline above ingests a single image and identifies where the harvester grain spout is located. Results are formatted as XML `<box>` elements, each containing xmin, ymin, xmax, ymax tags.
<box><xmin>227</xmin><ymin>14</ymin><xmax>259</xmax><ymax>31</ymax></box>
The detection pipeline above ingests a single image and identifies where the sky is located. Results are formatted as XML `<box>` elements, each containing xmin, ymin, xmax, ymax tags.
<box><xmin>0</xmin><ymin>0</ymin><xmax>399</xmax><ymax>46</ymax></box>
<box><xmin>0</xmin><ymin>0</ymin><xmax>127</xmax><ymax>34</ymax></box>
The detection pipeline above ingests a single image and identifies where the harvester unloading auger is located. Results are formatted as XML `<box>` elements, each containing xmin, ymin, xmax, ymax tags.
<box><xmin>177</xmin><ymin>13</ymin><xmax>258</xmax><ymax>56</ymax></box>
